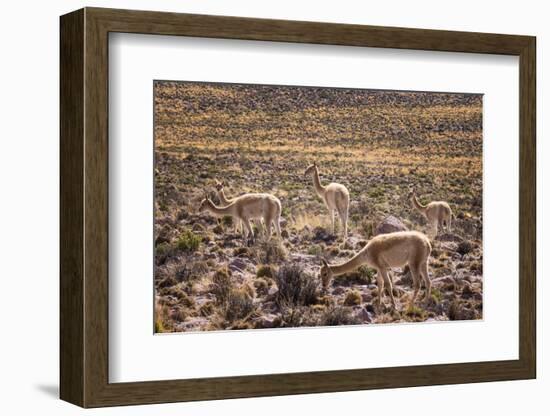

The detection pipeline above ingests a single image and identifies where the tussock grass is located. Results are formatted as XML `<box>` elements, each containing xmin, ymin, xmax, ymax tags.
<box><xmin>275</xmin><ymin>264</ymin><xmax>318</xmax><ymax>308</ymax></box>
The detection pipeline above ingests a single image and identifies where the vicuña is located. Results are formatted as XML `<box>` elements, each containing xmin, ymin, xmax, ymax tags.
<box><xmin>199</xmin><ymin>192</ymin><xmax>282</xmax><ymax>241</ymax></box>
<box><xmin>319</xmin><ymin>231</ymin><xmax>432</xmax><ymax>308</ymax></box>
<box><xmin>214</xmin><ymin>179</ymin><xmax>262</xmax><ymax>235</ymax></box>
<box><xmin>409</xmin><ymin>190</ymin><xmax>453</xmax><ymax>234</ymax></box>
<box><xmin>304</xmin><ymin>162</ymin><xmax>350</xmax><ymax>241</ymax></box>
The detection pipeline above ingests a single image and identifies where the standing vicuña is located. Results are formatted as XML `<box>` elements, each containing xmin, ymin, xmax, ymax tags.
<box><xmin>304</xmin><ymin>162</ymin><xmax>350</xmax><ymax>241</ymax></box>
<box><xmin>409</xmin><ymin>190</ymin><xmax>452</xmax><ymax>235</ymax></box>
<box><xmin>214</xmin><ymin>180</ymin><xmax>262</xmax><ymax>235</ymax></box>
<box><xmin>199</xmin><ymin>192</ymin><xmax>282</xmax><ymax>241</ymax></box>
<box><xmin>319</xmin><ymin>231</ymin><xmax>432</xmax><ymax>308</ymax></box>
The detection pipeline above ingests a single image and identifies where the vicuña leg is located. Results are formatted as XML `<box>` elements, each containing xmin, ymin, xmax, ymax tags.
<box><xmin>339</xmin><ymin>208</ymin><xmax>348</xmax><ymax>242</ymax></box>
<box><xmin>431</xmin><ymin>219</ymin><xmax>438</xmax><ymax>237</ymax></box>
<box><xmin>409</xmin><ymin>263</ymin><xmax>421</xmax><ymax>306</ymax></box>
<box><xmin>379</xmin><ymin>268</ymin><xmax>396</xmax><ymax>308</ymax></box>
<box><xmin>264</xmin><ymin>215</ymin><xmax>273</xmax><ymax>241</ymax></box>
<box><xmin>330</xmin><ymin>209</ymin><xmax>335</xmax><ymax>234</ymax></box>
<box><xmin>274</xmin><ymin>219</ymin><xmax>282</xmax><ymax>239</ymax></box>
<box><xmin>375</xmin><ymin>270</ymin><xmax>385</xmax><ymax>310</ymax></box>
<box><xmin>243</xmin><ymin>219</ymin><xmax>254</xmax><ymax>242</ymax></box>
<box><xmin>420</xmin><ymin>261</ymin><xmax>431</xmax><ymax>302</ymax></box>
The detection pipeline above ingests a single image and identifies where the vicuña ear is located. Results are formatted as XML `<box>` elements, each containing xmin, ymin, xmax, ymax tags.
<box><xmin>321</xmin><ymin>258</ymin><xmax>329</xmax><ymax>267</ymax></box>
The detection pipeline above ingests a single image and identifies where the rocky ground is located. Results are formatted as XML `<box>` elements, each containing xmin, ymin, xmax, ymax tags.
<box><xmin>153</xmin><ymin>82</ymin><xmax>483</xmax><ymax>332</ymax></box>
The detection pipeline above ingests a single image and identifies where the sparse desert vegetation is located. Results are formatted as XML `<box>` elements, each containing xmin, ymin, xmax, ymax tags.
<box><xmin>154</xmin><ymin>81</ymin><xmax>483</xmax><ymax>332</ymax></box>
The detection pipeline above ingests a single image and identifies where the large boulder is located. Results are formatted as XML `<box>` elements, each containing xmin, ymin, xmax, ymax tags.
<box><xmin>374</xmin><ymin>215</ymin><xmax>408</xmax><ymax>236</ymax></box>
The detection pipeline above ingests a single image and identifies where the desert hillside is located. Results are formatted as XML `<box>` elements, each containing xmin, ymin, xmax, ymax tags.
<box><xmin>153</xmin><ymin>81</ymin><xmax>483</xmax><ymax>332</ymax></box>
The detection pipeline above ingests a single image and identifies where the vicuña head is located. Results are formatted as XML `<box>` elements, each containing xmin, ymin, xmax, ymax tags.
<box><xmin>304</xmin><ymin>161</ymin><xmax>317</xmax><ymax>177</ymax></box>
<box><xmin>214</xmin><ymin>179</ymin><xmax>224</xmax><ymax>192</ymax></box>
<box><xmin>198</xmin><ymin>195</ymin><xmax>213</xmax><ymax>213</ymax></box>
<box><xmin>319</xmin><ymin>258</ymin><xmax>333</xmax><ymax>290</ymax></box>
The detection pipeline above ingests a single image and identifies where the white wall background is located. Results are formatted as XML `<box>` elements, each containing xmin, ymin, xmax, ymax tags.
<box><xmin>0</xmin><ymin>1</ymin><xmax>545</xmax><ymax>414</ymax></box>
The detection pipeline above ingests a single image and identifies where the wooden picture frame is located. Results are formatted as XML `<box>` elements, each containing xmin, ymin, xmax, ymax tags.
<box><xmin>60</xmin><ymin>7</ymin><xmax>536</xmax><ymax>408</ymax></box>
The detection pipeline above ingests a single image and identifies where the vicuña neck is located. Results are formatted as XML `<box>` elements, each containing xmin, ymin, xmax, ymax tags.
<box><xmin>206</xmin><ymin>201</ymin><xmax>234</xmax><ymax>216</ymax></box>
<box><xmin>218</xmin><ymin>189</ymin><xmax>232</xmax><ymax>205</ymax></box>
<box><xmin>329</xmin><ymin>252</ymin><xmax>366</xmax><ymax>276</ymax></box>
<box><xmin>412</xmin><ymin>195</ymin><xmax>426</xmax><ymax>213</ymax></box>
<box><xmin>311</xmin><ymin>168</ymin><xmax>325</xmax><ymax>197</ymax></box>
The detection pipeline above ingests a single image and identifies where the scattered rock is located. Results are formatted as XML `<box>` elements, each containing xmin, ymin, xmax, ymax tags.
<box><xmin>374</xmin><ymin>215</ymin><xmax>408</xmax><ymax>236</ymax></box>
<box><xmin>361</xmin><ymin>292</ymin><xmax>373</xmax><ymax>303</ymax></box>
<box><xmin>439</xmin><ymin>241</ymin><xmax>459</xmax><ymax>252</ymax></box>
<box><xmin>312</xmin><ymin>226</ymin><xmax>336</xmax><ymax>243</ymax></box>
<box><xmin>229</xmin><ymin>258</ymin><xmax>247</xmax><ymax>273</ymax></box>
<box><xmin>332</xmin><ymin>287</ymin><xmax>345</xmax><ymax>296</ymax></box>
<box><xmin>356</xmin><ymin>307</ymin><xmax>373</xmax><ymax>323</ymax></box>
<box><xmin>255</xmin><ymin>314</ymin><xmax>279</xmax><ymax>328</ymax></box>
<box><xmin>436</xmin><ymin>232</ymin><xmax>463</xmax><ymax>243</ymax></box>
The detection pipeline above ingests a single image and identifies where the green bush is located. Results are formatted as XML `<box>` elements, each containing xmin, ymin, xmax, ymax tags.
<box><xmin>307</xmin><ymin>244</ymin><xmax>323</xmax><ymax>256</ymax></box>
<box><xmin>176</xmin><ymin>229</ymin><xmax>201</xmax><ymax>252</ymax></box>
<box><xmin>340</xmin><ymin>266</ymin><xmax>375</xmax><ymax>285</ymax></box>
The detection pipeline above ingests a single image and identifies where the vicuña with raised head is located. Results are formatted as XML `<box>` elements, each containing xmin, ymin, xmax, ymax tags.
<box><xmin>304</xmin><ymin>162</ymin><xmax>350</xmax><ymax>241</ymax></box>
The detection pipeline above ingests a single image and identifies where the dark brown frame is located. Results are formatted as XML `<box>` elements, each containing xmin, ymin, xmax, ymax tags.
<box><xmin>60</xmin><ymin>7</ymin><xmax>536</xmax><ymax>408</ymax></box>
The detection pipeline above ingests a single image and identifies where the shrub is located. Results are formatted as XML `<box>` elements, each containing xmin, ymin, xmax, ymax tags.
<box><xmin>176</xmin><ymin>229</ymin><xmax>201</xmax><ymax>252</ymax></box>
<box><xmin>175</xmin><ymin>261</ymin><xmax>209</xmax><ymax>283</ymax></box>
<box><xmin>256</xmin><ymin>264</ymin><xmax>275</xmax><ymax>279</ymax></box>
<box><xmin>224</xmin><ymin>289</ymin><xmax>255</xmax><ymax>322</ymax></box>
<box><xmin>277</xmin><ymin>306</ymin><xmax>322</xmax><ymax>328</ymax></box>
<box><xmin>307</xmin><ymin>244</ymin><xmax>323</xmax><ymax>256</ymax></box>
<box><xmin>448</xmin><ymin>299</ymin><xmax>478</xmax><ymax>321</ymax></box>
<box><xmin>154</xmin><ymin>300</ymin><xmax>173</xmax><ymax>333</ymax></box>
<box><xmin>403</xmin><ymin>304</ymin><xmax>427</xmax><ymax>322</ymax></box>
<box><xmin>340</xmin><ymin>266</ymin><xmax>375</xmax><ymax>285</ymax></box>
<box><xmin>254</xmin><ymin>241</ymin><xmax>287</xmax><ymax>264</ymax></box>
<box><xmin>253</xmin><ymin>278</ymin><xmax>270</xmax><ymax>295</ymax></box>
<box><xmin>320</xmin><ymin>306</ymin><xmax>360</xmax><ymax>326</ymax></box>
<box><xmin>198</xmin><ymin>301</ymin><xmax>215</xmax><ymax>317</ymax></box>
<box><xmin>158</xmin><ymin>285</ymin><xmax>195</xmax><ymax>309</ymax></box>
<box><xmin>233</xmin><ymin>247</ymin><xmax>250</xmax><ymax>257</ymax></box>
<box><xmin>359</xmin><ymin>219</ymin><xmax>375</xmax><ymax>239</ymax></box>
<box><xmin>343</xmin><ymin>290</ymin><xmax>362</xmax><ymax>306</ymax></box>
<box><xmin>431</xmin><ymin>287</ymin><xmax>443</xmax><ymax>303</ymax></box>
<box><xmin>171</xmin><ymin>306</ymin><xmax>187</xmax><ymax>322</ymax></box>
<box><xmin>155</xmin><ymin>242</ymin><xmax>172</xmax><ymax>256</ymax></box>
<box><xmin>157</xmin><ymin>275</ymin><xmax>177</xmax><ymax>289</ymax></box>
<box><xmin>211</xmin><ymin>268</ymin><xmax>233</xmax><ymax>306</ymax></box>
<box><xmin>457</xmin><ymin>240</ymin><xmax>473</xmax><ymax>256</ymax></box>
<box><xmin>275</xmin><ymin>264</ymin><xmax>318</xmax><ymax>308</ymax></box>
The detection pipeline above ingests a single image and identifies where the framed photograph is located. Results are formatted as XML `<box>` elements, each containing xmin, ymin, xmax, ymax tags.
<box><xmin>60</xmin><ymin>7</ymin><xmax>536</xmax><ymax>408</ymax></box>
